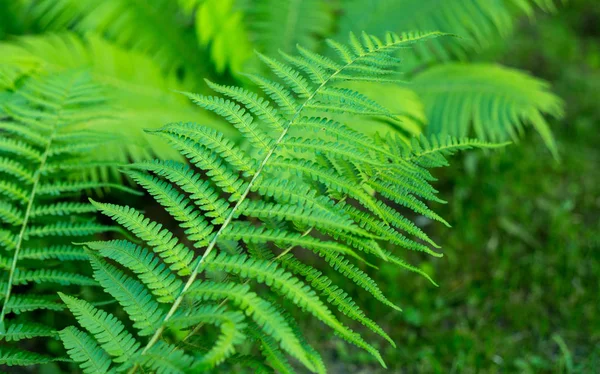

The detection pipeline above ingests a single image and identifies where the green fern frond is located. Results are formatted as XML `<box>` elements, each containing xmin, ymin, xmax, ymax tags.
<box><xmin>1</xmin><ymin>323</ymin><xmax>56</xmax><ymax>342</ymax></box>
<box><xmin>0</xmin><ymin>72</ymin><xmax>129</xmax><ymax>367</ymax></box>
<box><xmin>89</xmin><ymin>201</ymin><xmax>195</xmax><ymax>275</ymax></box>
<box><xmin>405</xmin><ymin>134</ymin><xmax>512</xmax><ymax>168</ymax></box>
<box><xmin>58</xmin><ymin>293</ymin><xmax>140</xmax><ymax>364</ymax></box>
<box><xmin>58</xmin><ymin>326</ymin><xmax>113</xmax><ymax>374</ymax></box>
<box><xmin>89</xmin><ymin>257</ymin><xmax>165</xmax><ymax>336</ymax></box>
<box><xmin>0</xmin><ymin>32</ymin><xmax>232</xmax><ymax>166</ymax></box>
<box><xmin>201</xmin><ymin>252</ymin><xmax>384</xmax><ymax>367</ymax></box>
<box><xmin>248</xmin><ymin>323</ymin><xmax>295</xmax><ymax>374</ymax></box>
<box><xmin>169</xmin><ymin>304</ymin><xmax>247</xmax><ymax>369</ymax></box>
<box><xmin>60</xmin><ymin>31</ymin><xmax>506</xmax><ymax>373</ymax></box>
<box><xmin>13</xmin><ymin>270</ymin><xmax>97</xmax><ymax>286</ymax></box>
<box><xmin>195</xmin><ymin>0</ymin><xmax>254</xmax><ymax>74</ymax></box>
<box><xmin>19</xmin><ymin>245</ymin><xmax>88</xmax><ymax>261</ymax></box>
<box><xmin>243</xmin><ymin>0</ymin><xmax>335</xmax><ymax>56</ymax></box>
<box><xmin>188</xmin><ymin>280</ymin><xmax>316</xmax><ymax>372</ymax></box>
<box><xmin>413</xmin><ymin>64</ymin><xmax>563</xmax><ymax>158</ymax></box>
<box><xmin>334</xmin><ymin>0</ymin><xmax>558</xmax><ymax>65</ymax></box>
<box><xmin>134</xmin><ymin>341</ymin><xmax>197</xmax><ymax>374</ymax></box>
<box><xmin>276</xmin><ymin>253</ymin><xmax>395</xmax><ymax>347</ymax></box>
<box><xmin>85</xmin><ymin>240</ymin><xmax>183</xmax><ymax>303</ymax></box>
<box><xmin>0</xmin><ymin>346</ymin><xmax>55</xmax><ymax>366</ymax></box>
<box><xmin>22</xmin><ymin>0</ymin><xmax>212</xmax><ymax>88</ymax></box>
<box><xmin>4</xmin><ymin>295</ymin><xmax>64</xmax><ymax>314</ymax></box>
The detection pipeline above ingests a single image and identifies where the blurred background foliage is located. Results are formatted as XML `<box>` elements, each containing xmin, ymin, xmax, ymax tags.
<box><xmin>0</xmin><ymin>0</ymin><xmax>598</xmax><ymax>372</ymax></box>
<box><xmin>321</xmin><ymin>1</ymin><xmax>599</xmax><ymax>372</ymax></box>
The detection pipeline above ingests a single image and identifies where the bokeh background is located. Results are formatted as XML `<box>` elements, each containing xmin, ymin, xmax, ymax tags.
<box><xmin>1</xmin><ymin>0</ymin><xmax>598</xmax><ymax>373</ymax></box>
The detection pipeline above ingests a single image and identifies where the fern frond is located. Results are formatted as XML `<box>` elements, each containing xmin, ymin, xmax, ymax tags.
<box><xmin>0</xmin><ymin>32</ymin><xmax>231</xmax><ymax>165</ymax></box>
<box><xmin>405</xmin><ymin>134</ymin><xmax>512</xmax><ymax>168</ymax></box>
<box><xmin>0</xmin><ymin>71</ymin><xmax>129</xmax><ymax>368</ymax></box>
<box><xmin>179</xmin><ymin>92</ymin><xmax>274</xmax><ymax>152</ymax></box>
<box><xmin>127</xmin><ymin>159</ymin><xmax>231</xmax><ymax>222</ymax></box>
<box><xmin>85</xmin><ymin>240</ymin><xmax>183</xmax><ymax>303</ymax></box>
<box><xmin>13</xmin><ymin>270</ymin><xmax>96</xmax><ymax>286</ymax></box>
<box><xmin>277</xmin><ymin>253</ymin><xmax>395</xmax><ymax>347</ymax></box>
<box><xmin>62</xmin><ymin>31</ymin><xmax>506</xmax><ymax>373</ymax></box>
<box><xmin>1</xmin><ymin>323</ymin><xmax>56</xmax><ymax>342</ymax></box>
<box><xmin>25</xmin><ymin>221</ymin><xmax>115</xmax><ymax>238</ymax></box>
<box><xmin>58</xmin><ymin>326</ymin><xmax>114</xmax><ymax>374</ymax></box>
<box><xmin>89</xmin><ymin>201</ymin><xmax>195</xmax><ymax>275</ymax></box>
<box><xmin>4</xmin><ymin>295</ymin><xmax>64</xmax><ymax>314</ymax></box>
<box><xmin>334</xmin><ymin>0</ymin><xmax>558</xmax><ymax>66</ymax></box>
<box><xmin>29</xmin><ymin>202</ymin><xmax>97</xmax><ymax>217</ymax></box>
<box><xmin>195</xmin><ymin>0</ymin><xmax>253</xmax><ymax>74</ymax></box>
<box><xmin>23</xmin><ymin>0</ymin><xmax>212</xmax><ymax>88</ymax></box>
<box><xmin>90</xmin><ymin>257</ymin><xmax>165</xmax><ymax>336</ymax></box>
<box><xmin>243</xmin><ymin>0</ymin><xmax>335</xmax><ymax>56</ymax></box>
<box><xmin>59</xmin><ymin>293</ymin><xmax>140</xmax><ymax>364</ymax></box>
<box><xmin>249</xmin><ymin>324</ymin><xmax>295</xmax><ymax>374</ymax></box>
<box><xmin>134</xmin><ymin>341</ymin><xmax>197</xmax><ymax>374</ymax></box>
<box><xmin>0</xmin><ymin>347</ymin><xmax>55</xmax><ymax>366</ymax></box>
<box><xmin>169</xmin><ymin>304</ymin><xmax>247</xmax><ymax>369</ymax></box>
<box><xmin>0</xmin><ymin>201</ymin><xmax>23</xmax><ymax>225</ymax></box>
<box><xmin>0</xmin><ymin>157</ymin><xmax>34</xmax><ymax>183</ymax></box>
<box><xmin>413</xmin><ymin>64</ymin><xmax>563</xmax><ymax>158</ymax></box>
<box><xmin>188</xmin><ymin>280</ymin><xmax>316</xmax><ymax>372</ymax></box>
<box><xmin>19</xmin><ymin>245</ymin><xmax>88</xmax><ymax>261</ymax></box>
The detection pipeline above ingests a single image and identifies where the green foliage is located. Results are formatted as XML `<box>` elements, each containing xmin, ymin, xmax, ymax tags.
<box><xmin>0</xmin><ymin>0</ymin><xmax>565</xmax><ymax>157</ymax></box>
<box><xmin>242</xmin><ymin>0</ymin><xmax>335</xmax><ymax>56</ymax></box>
<box><xmin>0</xmin><ymin>0</ymin><xmax>585</xmax><ymax>372</ymax></box>
<box><xmin>57</xmin><ymin>32</ymin><xmax>504</xmax><ymax>373</ymax></box>
<box><xmin>0</xmin><ymin>72</ymin><xmax>136</xmax><ymax>366</ymax></box>
<box><xmin>334</xmin><ymin>0</ymin><xmax>558</xmax><ymax>65</ymax></box>
<box><xmin>413</xmin><ymin>63</ymin><xmax>564</xmax><ymax>158</ymax></box>
<box><xmin>0</xmin><ymin>33</ymin><xmax>233</xmax><ymax>166</ymax></box>
<box><xmin>21</xmin><ymin>0</ymin><xmax>212</xmax><ymax>88</ymax></box>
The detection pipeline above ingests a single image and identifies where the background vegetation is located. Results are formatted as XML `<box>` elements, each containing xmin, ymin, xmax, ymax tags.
<box><xmin>0</xmin><ymin>0</ymin><xmax>598</xmax><ymax>373</ymax></box>
<box><xmin>328</xmin><ymin>2</ymin><xmax>599</xmax><ymax>372</ymax></box>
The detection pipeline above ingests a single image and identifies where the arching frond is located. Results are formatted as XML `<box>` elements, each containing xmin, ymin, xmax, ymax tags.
<box><xmin>413</xmin><ymin>64</ymin><xmax>564</xmax><ymax>158</ymax></box>
<box><xmin>60</xmin><ymin>31</ymin><xmax>505</xmax><ymax>373</ymax></box>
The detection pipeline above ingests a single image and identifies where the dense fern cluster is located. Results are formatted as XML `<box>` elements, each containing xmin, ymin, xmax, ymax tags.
<box><xmin>0</xmin><ymin>72</ymin><xmax>140</xmax><ymax>365</ymax></box>
<box><xmin>42</xmin><ymin>32</ymin><xmax>506</xmax><ymax>373</ymax></box>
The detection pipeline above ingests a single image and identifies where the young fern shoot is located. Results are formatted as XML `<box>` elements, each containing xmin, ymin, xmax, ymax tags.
<box><xmin>63</xmin><ymin>31</ymin><xmax>505</xmax><ymax>373</ymax></box>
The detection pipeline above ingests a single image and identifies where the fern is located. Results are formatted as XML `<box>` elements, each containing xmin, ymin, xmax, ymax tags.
<box><xmin>413</xmin><ymin>63</ymin><xmax>564</xmax><ymax>158</ymax></box>
<box><xmin>0</xmin><ymin>72</ymin><xmax>134</xmax><ymax>367</ymax></box>
<box><xmin>21</xmin><ymin>0</ymin><xmax>213</xmax><ymax>88</ymax></box>
<box><xmin>334</xmin><ymin>0</ymin><xmax>558</xmax><ymax>66</ymax></box>
<box><xmin>60</xmin><ymin>31</ymin><xmax>506</xmax><ymax>373</ymax></box>
<box><xmin>242</xmin><ymin>0</ymin><xmax>335</xmax><ymax>56</ymax></box>
<box><xmin>194</xmin><ymin>0</ymin><xmax>254</xmax><ymax>74</ymax></box>
<box><xmin>0</xmin><ymin>33</ymin><xmax>234</xmax><ymax>169</ymax></box>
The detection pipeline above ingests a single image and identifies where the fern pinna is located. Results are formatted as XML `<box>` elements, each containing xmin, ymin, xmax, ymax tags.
<box><xmin>0</xmin><ymin>72</ymin><xmax>135</xmax><ymax>367</ymax></box>
<box><xmin>62</xmin><ymin>31</ymin><xmax>503</xmax><ymax>373</ymax></box>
